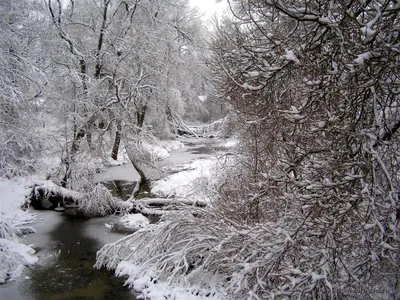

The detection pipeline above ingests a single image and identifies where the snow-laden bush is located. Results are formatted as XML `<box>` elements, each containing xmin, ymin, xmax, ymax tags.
<box><xmin>95</xmin><ymin>211</ymin><xmax>226</xmax><ymax>299</ymax></box>
<box><xmin>78</xmin><ymin>184</ymin><xmax>128</xmax><ymax>217</ymax></box>
<box><xmin>0</xmin><ymin>214</ymin><xmax>37</xmax><ymax>283</ymax></box>
<box><xmin>97</xmin><ymin>199</ymin><xmax>396</xmax><ymax>300</ymax></box>
<box><xmin>0</xmin><ymin>218</ymin><xmax>16</xmax><ymax>241</ymax></box>
<box><xmin>58</xmin><ymin>151</ymin><xmax>131</xmax><ymax>216</ymax></box>
<box><xmin>202</xmin><ymin>0</ymin><xmax>400</xmax><ymax>298</ymax></box>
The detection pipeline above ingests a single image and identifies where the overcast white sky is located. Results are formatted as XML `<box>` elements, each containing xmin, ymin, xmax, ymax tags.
<box><xmin>189</xmin><ymin>0</ymin><xmax>228</xmax><ymax>20</ymax></box>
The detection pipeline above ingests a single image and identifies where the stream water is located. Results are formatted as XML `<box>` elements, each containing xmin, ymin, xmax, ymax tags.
<box><xmin>0</xmin><ymin>137</ymin><xmax>231</xmax><ymax>300</ymax></box>
<box><xmin>0</xmin><ymin>211</ymin><xmax>137</xmax><ymax>300</ymax></box>
<box><xmin>95</xmin><ymin>137</ymin><xmax>228</xmax><ymax>183</ymax></box>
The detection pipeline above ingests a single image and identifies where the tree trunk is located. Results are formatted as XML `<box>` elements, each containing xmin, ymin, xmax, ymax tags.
<box><xmin>126</xmin><ymin>147</ymin><xmax>151</xmax><ymax>199</ymax></box>
<box><xmin>86</xmin><ymin>130</ymin><xmax>93</xmax><ymax>150</ymax></box>
<box><xmin>136</xmin><ymin>104</ymin><xmax>147</xmax><ymax>130</ymax></box>
<box><xmin>111</xmin><ymin>119</ymin><xmax>122</xmax><ymax>160</ymax></box>
<box><xmin>130</xmin><ymin>157</ymin><xmax>150</xmax><ymax>198</ymax></box>
<box><xmin>61</xmin><ymin>114</ymin><xmax>99</xmax><ymax>187</ymax></box>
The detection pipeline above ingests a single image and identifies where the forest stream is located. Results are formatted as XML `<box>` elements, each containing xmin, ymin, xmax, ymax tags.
<box><xmin>0</xmin><ymin>137</ymin><xmax>230</xmax><ymax>300</ymax></box>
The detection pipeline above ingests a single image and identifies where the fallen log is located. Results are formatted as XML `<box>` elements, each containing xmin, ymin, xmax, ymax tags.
<box><xmin>29</xmin><ymin>181</ymin><xmax>82</xmax><ymax>210</ymax></box>
<box><xmin>137</xmin><ymin>197</ymin><xmax>206</xmax><ymax>207</ymax></box>
<box><xmin>133</xmin><ymin>197</ymin><xmax>207</xmax><ymax>216</ymax></box>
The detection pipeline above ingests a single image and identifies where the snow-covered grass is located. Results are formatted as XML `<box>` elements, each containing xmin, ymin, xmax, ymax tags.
<box><xmin>0</xmin><ymin>179</ymin><xmax>38</xmax><ymax>283</ymax></box>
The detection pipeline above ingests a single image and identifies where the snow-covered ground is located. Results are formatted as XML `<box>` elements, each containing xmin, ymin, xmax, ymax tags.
<box><xmin>152</xmin><ymin>158</ymin><xmax>218</xmax><ymax>202</ymax></box>
<box><xmin>115</xmin><ymin>261</ymin><xmax>226</xmax><ymax>300</ymax></box>
<box><xmin>151</xmin><ymin>137</ymin><xmax>238</xmax><ymax>202</ymax></box>
<box><xmin>0</xmin><ymin>179</ymin><xmax>38</xmax><ymax>283</ymax></box>
<box><xmin>143</xmin><ymin>139</ymin><xmax>185</xmax><ymax>161</ymax></box>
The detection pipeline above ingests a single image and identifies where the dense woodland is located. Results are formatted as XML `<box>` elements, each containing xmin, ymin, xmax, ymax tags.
<box><xmin>1</xmin><ymin>0</ymin><xmax>212</xmax><ymax>182</ymax></box>
<box><xmin>1</xmin><ymin>0</ymin><xmax>400</xmax><ymax>299</ymax></box>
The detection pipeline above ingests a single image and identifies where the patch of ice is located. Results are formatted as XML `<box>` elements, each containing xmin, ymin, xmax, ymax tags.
<box><xmin>95</xmin><ymin>164</ymin><xmax>140</xmax><ymax>182</ymax></box>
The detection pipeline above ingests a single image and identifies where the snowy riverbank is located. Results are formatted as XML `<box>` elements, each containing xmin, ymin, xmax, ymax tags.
<box><xmin>0</xmin><ymin>179</ymin><xmax>38</xmax><ymax>283</ymax></box>
<box><xmin>0</xmin><ymin>136</ymin><xmax>239</xmax><ymax>299</ymax></box>
<box><xmin>95</xmin><ymin>137</ymin><xmax>239</xmax><ymax>299</ymax></box>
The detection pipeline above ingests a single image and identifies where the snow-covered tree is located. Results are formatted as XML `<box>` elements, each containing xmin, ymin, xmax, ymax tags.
<box><xmin>45</xmin><ymin>0</ymin><xmax>204</xmax><ymax>188</ymax></box>
<box><xmin>0</xmin><ymin>0</ymin><xmax>46</xmax><ymax>177</ymax></box>
<box><xmin>97</xmin><ymin>1</ymin><xmax>400</xmax><ymax>299</ymax></box>
<box><xmin>208</xmin><ymin>0</ymin><xmax>400</xmax><ymax>297</ymax></box>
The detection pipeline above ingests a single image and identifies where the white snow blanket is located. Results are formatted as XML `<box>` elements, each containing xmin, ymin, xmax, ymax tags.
<box><xmin>151</xmin><ymin>158</ymin><xmax>217</xmax><ymax>202</ymax></box>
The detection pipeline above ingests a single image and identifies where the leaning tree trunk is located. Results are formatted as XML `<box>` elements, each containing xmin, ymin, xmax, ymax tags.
<box><xmin>130</xmin><ymin>157</ymin><xmax>151</xmax><ymax>198</ymax></box>
<box><xmin>126</xmin><ymin>145</ymin><xmax>152</xmax><ymax>199</ymax></box>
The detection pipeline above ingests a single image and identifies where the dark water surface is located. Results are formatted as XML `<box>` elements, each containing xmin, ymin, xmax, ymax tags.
<box><xmin>102</xmin><ymin>180</ymin><xmax>136</xmax><ymax>200</ymax></box>
<box><xmin>0</xmin><ymin>212</ymin><xmax>136</xmax><ymax>300</ymax></box>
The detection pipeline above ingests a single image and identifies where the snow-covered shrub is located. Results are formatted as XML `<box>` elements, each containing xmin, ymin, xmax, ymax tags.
<box><xmin>64</xmin><ymin>150</ymin><xmax>105</xmax><ymax>191</ymax></box>
<box><xmin>59</xmin><ymin>152</ymin><xmax>130</xmax><ymax>216</ymax></box>
<box><xmin>0</xmin><ymin>214</ymin><xmax>37</xmax><ymax>283</ymax></box>
<box><xmin>97</xmin><ymin>189</ymin><xmax>397</xmax><ymax>299</ymax></box>
<box><xmin>0</xmin><ymin>217</ymin><xmax>16</xmax><ymax>241</ymax></box>
<box><xmin>95</xmin><ymin>211</ymin><xmax>226</xmax><ymax>299</ymax></box>
<box><xmin>78</xmin><ymin>184</ymin><xmax>126</xmax><ymax>217</ymax></box>
<box><xmin>206</xmin><ymin>0</ymin><xmax>400</xmax><ymax>298</ymax></box>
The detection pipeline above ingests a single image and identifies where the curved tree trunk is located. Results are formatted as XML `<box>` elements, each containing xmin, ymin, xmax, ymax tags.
<box><xmin>126</xmin><ymin>147</ymin><xmax>151</xmax><ymax>199</ymax></box>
